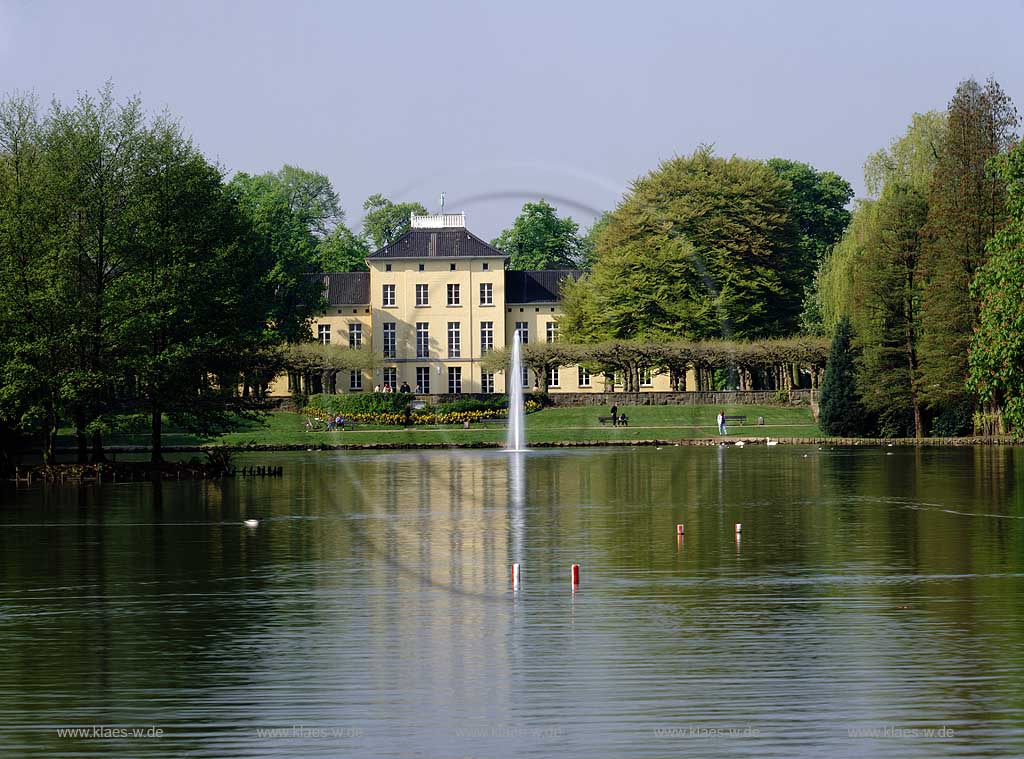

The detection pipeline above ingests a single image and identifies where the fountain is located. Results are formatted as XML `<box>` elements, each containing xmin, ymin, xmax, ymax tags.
<box><xmin>507</xmin><ymin>329</ymin><xmax>527</xmax><ymax>451</ymax></box>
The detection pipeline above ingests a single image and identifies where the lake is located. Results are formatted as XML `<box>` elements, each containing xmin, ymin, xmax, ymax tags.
<box><xmin>2</xmin><ymin>445</ymin><xmax>1023</xmax><ymax>758</ymax></box>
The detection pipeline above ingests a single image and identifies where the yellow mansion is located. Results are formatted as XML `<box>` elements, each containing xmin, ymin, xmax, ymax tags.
<box><xmin>280</xmin><ymin>212</ymin><xmax>672</xmax><ymax>395</ymax></box>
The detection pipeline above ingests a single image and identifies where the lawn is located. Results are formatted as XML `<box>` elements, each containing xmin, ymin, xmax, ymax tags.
<box><xmin>57</xmin><ymin>403</ymin><xmax>821</xmax><ymax>449</ymax></box>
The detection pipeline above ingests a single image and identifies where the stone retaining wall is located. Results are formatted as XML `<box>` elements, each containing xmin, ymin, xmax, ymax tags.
<box><xmin>544</xmin><ymin>390</ymin><xmax>816</xmax><ymax>407</ymax></box>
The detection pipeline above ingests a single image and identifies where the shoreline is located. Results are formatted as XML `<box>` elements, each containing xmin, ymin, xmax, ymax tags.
<box><xmin>45</xmin><ymin>435</ymin><xmax>1024</xmax><ymax>454</ymax></box>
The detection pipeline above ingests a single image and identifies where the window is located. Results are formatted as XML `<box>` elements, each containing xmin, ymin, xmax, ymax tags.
<box><xmin>349</xmin><ymin>370</ymin><xmax>362</xmax><ymax>391</ymax></box>
<box><xmin>547</xmin><ymin>366</ymin><xmax>560</xmax><ymax>388</ymax></box>
<box><xmin>415</xmin><ymin>283</ymin><xmax>428</xmax><ymax>306</ymax></box>
<box><xmin>480</xmin><ymin>321</ymin><xmax>493</xmax><ymax>354</ymax></box>
<box><xmin>416</xmin><ymin>366</ymin><xmax>430</xmax><ymax>394</ymax></box>
<box><xmin>515</xmin><ymin>322</ymin><xmax>529</xmax><ymax>344</ymax></box>
<box><xmin>546</xmin><ymin>321</ymin><xmax>559</xmax><ymax>343</ymax></box>
<box><xmin>419</xmin><ymin>263</ymin><xmax>425</xmax><ymax>271</ymax></box>
<box><xmin>383</xmin><ymin>322</ymin><xmax>396</xmax><ymax>359</ymax></box>
<box><xmin>382</xmin><ymin>284</ymin><xmax>395</xmax><ymax>307</ymax></box>
<box><xmin>482</xmin><ymin>262</ymin><xmax>489</xmax><ymax>271</ymax></box>
<box><xmin>578</xmin><ymin>367</ymin><xmax>591</xmax><ymax>387</ymax></box>
<box><xmin>348</xmin><ymin>323</ymin><xmax>362</xmax><ymax>349</ymax></box>
<box><xmin>383</xmin><ymin>367</ymin><xmax>397</xmax><ymax>389</ymax></box>
<box><xmin>450</xmin><ymin>263</ymin><xmax>456</xmax><ymax>271</ymax></box>
<box><xmin>522</xmin><ymin>366</ymin><xmax>530</xmax><ymax>388</ymax></box>
<box><xmin>641</xmin><ymin>367</ymin><xmax>653</xmax><ymax>387</ymax></box>
<box><xmin>385</xmin><ymin>264</ymin><xmax>392</xmax><ymax>272</ymax></box>
<box><xmin>448</xmin><ymin>366</ymin><xmax>462</xmax><ymax>394</ymax></box>
<box><xmin>479</xmin><ymin>282</ymin><xmax>493</xmax><ymax>305</ymax></box>
<box><xmin>447</xmin><ymin>322</ymin><xmax>461</xmax><ymax>358</ymax></box>
<box><xmin>318</xmin><ymin>324</ymin><xmax>331</xmax><ymax>344</ymax></box>
<box><xmin>416</xmin><ymin>322</ymin><xmax>429</xmax><ymax>358</ymax></box>
<box><xmin>481</xmin><ymin>372</ymin><xmax>494</xmax><ymax>394</ymax></box>
<box><xmin>447</xmin><ymin>283</ymin><xmax>460</xmax><ymax>306</ymax></box>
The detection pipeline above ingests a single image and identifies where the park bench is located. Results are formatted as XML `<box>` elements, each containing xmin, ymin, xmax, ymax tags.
<box><xmin>598</xmin><ymin>415</ymin><xmax>629</xmax><ymax>426</ymax></box>
<box><xmin>723</xmin><ymin>415</ymin><xmax>747</xmax><ymax>426</ymax></box>
<box><xmin>478</xmin><ymin>418</ymin><xmax>508</xmax><ymax>429</ymax></box>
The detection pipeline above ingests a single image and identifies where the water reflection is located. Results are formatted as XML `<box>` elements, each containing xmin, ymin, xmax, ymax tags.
<box><xmin>1</xmin><ymin>446</ymin><xmax>1023</xmax><ymax>758</ymax></box>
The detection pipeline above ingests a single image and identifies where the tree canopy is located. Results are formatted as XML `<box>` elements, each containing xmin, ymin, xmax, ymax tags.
<box><xmin>491</xmin><ymin>199</ymin><xmax>585</xmax><ymax>269</ymax></box>
<box><xmin>361</xmin><ymin>193</ymin><xmax>427</xmax><ymax>250</ymax></box>
<box><xmin>561</xmin><ymin>147</ymin><xmax>806</xmax><ymax>342</ymax></box>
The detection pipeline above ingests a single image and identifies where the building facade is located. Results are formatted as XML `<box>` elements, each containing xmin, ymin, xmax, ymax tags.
<box><xmin>274</xmin><ymin>212</ymin><xmax>673</xmax><ymax>395</ymax></box>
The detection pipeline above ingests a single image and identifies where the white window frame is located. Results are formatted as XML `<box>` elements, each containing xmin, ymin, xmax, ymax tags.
<box><xmin>349</xmin><ymin>370</ymin><xmax>363</xmax><ymax>391</ymax></box>
<box><xmin>383</xmin><ymin>322</ymin><xmax>397</xmax><ymax>359</ymax></box>
<box><xmin>416</xmin><ymin>322</ymin><xmax>429</xmax><ymax>358</ymax></box>
<box><xmin>578</xmin><ymin>367</ymin><xmax>591</xmax><ymax>388</ymax></box>
<box><xmin>415</xmin><ymin>283</ymin><xmax>429</xmax><ymax>307</ymax></box>
<box><xmin>348</xmin><ymin>323</ymin><xmax>362</xmax><ymax>349</ymax></box>
<box><xmin>382</xmin><ymin>284</ymin><xmax>396</xmax><ymax>307</ymax></box>
<box><xmin>480</xmin><ymin>321</ymin><xmax>493</xmax><ymax>354</ymax></box>
<box><xmin>481</xmin><ymin>372</ymin><xmax>494</xmax><ymax>394</ymax></box>
<box><xmin>515</xmin><ymin>322</ymin><xmax>529</xmax><ymax>344</ymax></box>
<box><xmin>447</xmin><ymin>322</ymin><xmax>461</xmax><ymax>358</ymax></box>
<box><xmin>448</xmin><ymin>366</ymin><xmax>462</xmax><ymax>394</ymax></box>
<box><xmin>479</xmin><ymin>282</ymin><xmax>493</xmax><ymax>305</ymax></box>
<box><xmin>318</xmin><ymin>324</ymin><xmax>331</xmax><ymax>344</ymax></box>
<box><xmin>416</xmin><ymin>366</ymin><xmax>430</xmax><ymax>394</ymax></box>
<box><xmin>447</xmin><ymin>283</ymin><xmax>460</xmax><ymax>306</ymax></box>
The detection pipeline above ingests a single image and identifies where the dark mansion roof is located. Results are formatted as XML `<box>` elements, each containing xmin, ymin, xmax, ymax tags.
<box><xmin>504</xmin><ymin>270</ymin><xmax>585</xmax><ymax>303</ymax></box>
<box><xmin>321</xmin><ymin>272</ymin><xmax>370</xmax><ymax>305</ymax></box>
<box><xmin>368</xmin><ymin>227</ymin><xmax>507</xmax><ymax>259</ymax></box>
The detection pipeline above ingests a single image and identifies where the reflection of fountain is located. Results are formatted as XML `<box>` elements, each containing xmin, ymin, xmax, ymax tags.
<box><xmin>507</xmin><ymin>329</ymin><xmax>527</xmax><ymax>452</ymax></box>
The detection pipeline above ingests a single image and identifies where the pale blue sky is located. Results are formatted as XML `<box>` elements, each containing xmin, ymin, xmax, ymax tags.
<box><xmin>2</xmin><ymin>0</ymin><xmax>1022</xmax><ymax>239</ymax></box>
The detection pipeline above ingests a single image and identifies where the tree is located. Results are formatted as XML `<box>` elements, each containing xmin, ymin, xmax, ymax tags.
<box><xmin>968</xmin><ymin>142</ymin><xmax>1024</xmax><ymax>436</ymax></box>
<box><xmin>819</xmin><ymin>316</ymin><xmax>871</xmax><ymax>436</ymax></box>
<box><xmin>229</xmin><ymin>170</ymin><xmax>325</xmax><ymax>343</ymax></box>
<box><xmin>852</xmin><ymin>184</ymin><xmax>928</xmax><ymax>437</ymax></box>
<box><xmin>44</xmin><ymin>84</ymin><xmax>148</xmax><ymax>461</ymax></box>
<box><xmin>361</xmin><ymin>193</ymin><xmax>427</xmax><ymax>250</ymax></box>
<box><xmin>864</xmin><ymin>111</ymin><xmax>947</xmax><ymax>198</ymax></box>
<box><xmin>120</xmin><ymin>117</ymin><xmax>280</xmax><ymax>462</ymax></box>
<box><xmin>318</xmin><ymin>223</ymin><xmax>370</xmax><ymax>271</ymax></box>
<box><xmin>492</xmin><ymin>199</ymin><xmax>585</xmax><ymax>270</ymax></box>
<box><xmin>0</xmin><ymin>93</ymin><xmax>67</xmax><ymax>464</ymax></box>
<box><xmin>918</xmin><ymin>78</ymin><xmax>1019</xmax><ymax>409</ymax></box>
<box><xmin>579</xmin><ymin>210</ymin><xmax>611</xmax><ymax>269</ymax></box>
<box><xmin>561</xmin><ymin>147</ymin><xmax>801</xmax><ymax>342</ymax></box>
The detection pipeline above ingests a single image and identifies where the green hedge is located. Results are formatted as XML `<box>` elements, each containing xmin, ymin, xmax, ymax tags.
<box><xmin>435</xmin><ymin>395</ymin><xmax>510</xmax><ymax>415</ymax></box>
<box><xmin>307</xmin><ymin>392</ymin><xmax>414</xmax><ymax>415</ymax></box>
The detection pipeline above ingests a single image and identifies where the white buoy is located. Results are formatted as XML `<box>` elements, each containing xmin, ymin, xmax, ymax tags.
<box><xmin>735</xmin><ymin>523</ymin><xmax>742</xmax><ymax>534</ymax></box>
<box><xmin>244</xmin><ymin>519</ymin><xmax>259</xmax><ymax>528</ymax></box>
<box><xmin>512</xmin><ymin>563</ymin><xmax>521</xmax><ymax>588</ymax></box>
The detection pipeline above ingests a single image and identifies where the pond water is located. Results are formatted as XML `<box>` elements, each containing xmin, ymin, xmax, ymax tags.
<box><xmin>2</xmin><ymin>445</ymin><xmax>1024</xmax><ymax>758</ymax></box>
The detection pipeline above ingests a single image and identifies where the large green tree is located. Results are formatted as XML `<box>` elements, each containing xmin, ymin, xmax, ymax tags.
<box><xmin>120</xmin><ymin>118</ymin><xmax>280</xmax><ymax>462</ymax></box>
<box><xmin>852</xmin><ymin>184</ymin><xmax>929</xmax><ymax>436</ymax></box>
<box><xmin>968</xmin><ymin>142</ymin><xmax>1024</xmax><ymax>435</ymax></box>
<box><xmin>361</xmin><ymin>193</ymin><xmax>427</xmax><ymax>250</ymax></box>
<box><xmin>819</xmin><ymin>316</ymin><xmax>872</xmax><ymax>436</ymax></box>
<box><xmin>561</xmin><ymin>147</ymin><xmax>801</xmax><ymax>342</ymax></box>
<box><xmin>491</xmin><ymin>199</ymin><xmax>585</xmax><ymax>270</ymax></box>
<box><xmin>229</xmin><ymin>169</ymin><xmax>326</xmax><ymax>342</ymax></box>
<box><xmin>917</xmin><ymin>78</ymin><xmax>1019</xmax><ymax>408</ymax></box>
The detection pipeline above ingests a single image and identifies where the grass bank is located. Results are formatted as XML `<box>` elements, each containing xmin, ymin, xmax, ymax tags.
<box><xmin>55</xmin><ymin>404</ymin><xmax>820</xmax><ymax>450</ymax></box>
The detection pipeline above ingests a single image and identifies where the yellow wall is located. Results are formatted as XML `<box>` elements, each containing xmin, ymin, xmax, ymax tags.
<box><xmin>368</xmin><ymin>257</ymin><xmax>507</xmax><ymax>393</ymax></box>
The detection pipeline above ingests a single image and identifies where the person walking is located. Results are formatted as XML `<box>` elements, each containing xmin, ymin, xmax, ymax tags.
<box><xmin>717</xmin><ymin>409</ymin><xmax>727</xmax><ymax>435</ymax></box>
<box><xmin>610</xmin><ymin>404</ymin><xmax>618</xmax><ymax>427</ymax></box>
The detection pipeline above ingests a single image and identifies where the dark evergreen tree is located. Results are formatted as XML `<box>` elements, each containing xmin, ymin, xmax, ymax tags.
<box><xmin>819</xmin><ymin>316</ymin><xmax>871</xmax><ymax>436</ymax></box>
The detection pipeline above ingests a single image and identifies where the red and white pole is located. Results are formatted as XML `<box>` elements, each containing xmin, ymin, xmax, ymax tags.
<box><xmin>571</xmin><ymin>563</ymin><xmax>580</xmax><ymax>587</ymax></box>
<box><xmin>677</xmin><ymin>523</ymin><xmax>684</xmax><ymax>535</ymax></box>
<box><xmin>735</xmin><ymin>523</ymin><xmax>742</xmax><ymax>534</ymax></box>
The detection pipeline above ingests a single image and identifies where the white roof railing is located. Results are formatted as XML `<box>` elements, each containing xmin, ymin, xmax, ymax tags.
<box><xmin>410</xmin><ymin>212</ymin><xmax>465</xmax><ymax>229</ymax></box>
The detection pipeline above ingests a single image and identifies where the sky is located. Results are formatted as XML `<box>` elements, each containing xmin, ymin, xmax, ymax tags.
<box><xmin>1</xmin><ymin>0</ymin><xmax>1022</xmax><ymax>240</ymax></box>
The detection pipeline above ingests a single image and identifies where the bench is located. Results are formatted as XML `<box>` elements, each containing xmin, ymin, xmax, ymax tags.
<box><xmin>478</xmin><ymin>418</ymin><xmax>508</xmax><ymax>429</ymax></box>
<box><xmin>598</xmin><ymin>416</ymin><xmax>628</xmax><ymax>426</ymax></box>
<box><xmin>723</xmin><ymin>415</ymin><xmax>747</xmax><ymax>426</ymax></box>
